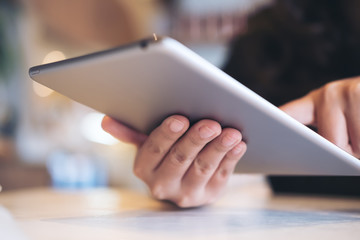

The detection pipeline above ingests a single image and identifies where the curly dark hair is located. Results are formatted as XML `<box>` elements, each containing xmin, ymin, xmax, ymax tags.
<box><xmin>223</xmin><ymin>0</ymin><xmax>360</xmax><ymax>106</ymax></box>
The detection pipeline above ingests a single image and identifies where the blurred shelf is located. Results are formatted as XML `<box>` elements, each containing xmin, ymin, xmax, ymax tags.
<box><xmin>0</xmin><ymin>161</ymin><xmax>50</xmax><ymax>192</ymax></box>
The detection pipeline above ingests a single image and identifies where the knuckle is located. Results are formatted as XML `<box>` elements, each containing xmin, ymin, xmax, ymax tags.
<box><xmin>195</xmin><ymin>157</ymin><xmax>214</xmax><ymax>176</ymax></box>
<box><xmin>160</xmin><ymin>128</ymin><xmax>178</xmax><ymax>142</ymax></box>
<box><xmin>133</xmin><ymin>165</ymin><xmax>144</xmax><ymax>178</ymax></box>
<box><xmin>176</xmin><ymin>200</ymin><xmax>190</xmax><ymax>208</ymax></box>
<box><xmin>353</xmin><ymin>81</ymin><xmax>360</xmax><ymax>95</ymax></box>
<box><xmin>175</xmin><ymin>195</ymin><xmax>193</xmax><ymax>208</ymax></box>
<box><xmin>150</xmin><ymin>182</ymin><xmax>166</xmax><ymax>200</ymax></box>
<box><xmin>188</xmin><ymin>133</ymin><xmax>203</xmax><ymax>147</ymax></box>
<box><xmin>169</xmin><ymin>146</ymin><xmax>191</xmax><ymax>165</ymax></box>
<box><xmin>174</xmin><ymin>189</ymin><xmax>204</xmax><ymax>208</ymax></box>
<box><xmin>320</xmin><ymin>82</ymin><xmax>340</xmax><ymax>102</ymax></box>
<box><xmin>144</xmin><ymin>138</ymin><xmax>164</xmax><ymax>155</ymax></box>
<box><xmin>345</xmin><ymin>81</ymin><xmax>360</xmax><ymax>101</ymax></box>
<box><xmin>218</xmin><ymin>168</ymin><xmax>230</xmax><ymax>180</ymax></box>
<box><xmin>214</xmin><ymin>141</ymin><xmax>229</xmax><ymax>153</ymax></box>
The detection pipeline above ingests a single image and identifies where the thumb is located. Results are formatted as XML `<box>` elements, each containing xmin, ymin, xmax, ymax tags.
<box><xmin>279</xmin><ymin>94</ymin><xmax>316</xmax><ymax>126</ymax></box>
<box><xmin>101</xmin><ymin>116</ymin><xmax>147</xmax><ymax>147</ymax></box>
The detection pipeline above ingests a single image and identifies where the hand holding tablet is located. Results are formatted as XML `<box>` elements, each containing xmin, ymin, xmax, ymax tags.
<box><xmin>29</xmin><ymin>35</ymin><xmax>360</xmax><ymax>207</ymax></box>
<box><xmin>29</xmin><ymin>36</ymin><xmax>360</xmax><ymax>176</ymax></box>
<box><xmin>102</xmin><ymin>114</ymin><xmax>247</xmax><ymax>207</ymax></box>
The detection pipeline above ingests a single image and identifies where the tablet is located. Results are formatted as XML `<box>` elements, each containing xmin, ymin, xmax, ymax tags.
<box><xmin>29</xmin><ymin>36</ymin><xmax>360</xmax><ymax>175</ymax></box>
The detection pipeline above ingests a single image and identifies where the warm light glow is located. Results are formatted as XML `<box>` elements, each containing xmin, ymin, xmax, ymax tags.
<box><xmin>33</xmin><ymin>50</ymin><xmax>67</xmax><ymax>98</ymax></box>
<box><xmin>42</xmin><ymin>50</ymin><xmax>66</xmax><ymax>64</ymax></box>
<box><xmin>32</xmin><ymin>81</ymin><xmax>54</xmax><ymax>97</ymax></box>
<box><xmin>81</xmin><ymin>112</ymin><xmax>119</xmax><ymax>145</ymax></box>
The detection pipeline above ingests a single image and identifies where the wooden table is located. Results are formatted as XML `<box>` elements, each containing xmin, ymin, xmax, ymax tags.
<box><xmin>1</xmin><ymin>176</ymin><xmax>360</xmax><ymax>240</ymax></box>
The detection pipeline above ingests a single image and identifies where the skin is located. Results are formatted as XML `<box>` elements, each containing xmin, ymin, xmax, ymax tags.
<box><xmin>279</xmin><ymin>77</ymin><xmax>360</xmax><ymax>158</ymax></box>
<box><xmin>102</xmin><ymin>77</ymin><xmax>360</xmax><ymax>207</ymax></box>
<box><xmin>102</xmin><ymin>116</ymin><xmax>247</xmax><ymax>208</ymax></box>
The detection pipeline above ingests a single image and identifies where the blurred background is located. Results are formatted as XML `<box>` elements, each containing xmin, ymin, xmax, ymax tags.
<box><xmin>0</xmin><ymin>0</ymin><xmax>272</xmax><ymax>192</ymax></box>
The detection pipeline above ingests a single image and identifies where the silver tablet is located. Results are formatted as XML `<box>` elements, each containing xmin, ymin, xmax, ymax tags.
<box><xmin>29</xmin><ymin>36</ymin><xmax>360</xmax><ymax>175</ymax></box>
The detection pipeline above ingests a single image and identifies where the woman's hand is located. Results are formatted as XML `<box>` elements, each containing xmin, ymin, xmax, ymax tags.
<box><xmin>280</xmin><ymin>77</ymin><xmax>360</xmax><ymax>158</ymax></box>
<box><xmin>102</xmin><ymin>115</ymin><xmax>247</xmax><ymax>208</ymax></box>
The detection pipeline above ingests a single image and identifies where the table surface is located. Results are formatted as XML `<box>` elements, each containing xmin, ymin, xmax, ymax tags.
<box><xmin>1</xmin><ymin>175</ymin><xmax>360</xmax><ymax>240</ymax></box>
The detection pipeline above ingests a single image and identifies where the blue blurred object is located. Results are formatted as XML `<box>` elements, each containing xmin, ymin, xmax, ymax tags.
<box><xmin>47</xmin><ymin>150</ymin><xmax>108</xmax><ymax>189</ymax></box>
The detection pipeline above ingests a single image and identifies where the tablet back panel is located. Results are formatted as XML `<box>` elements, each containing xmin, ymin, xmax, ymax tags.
<box><xmin>30</xmin><ymin>37</ymin><xmax>360</xmax><ymax>175</ymax></box>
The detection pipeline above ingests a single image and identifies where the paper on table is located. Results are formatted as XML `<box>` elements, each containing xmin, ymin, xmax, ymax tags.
<box><xmin>0</xmin><ymin>205</ymin><xmax>29</xmax><ymax>240</ymax></box>
<box><xmin>50</xmin><ymin>208</ymin><xmax>360</xmax><ymax>237</ymax></box>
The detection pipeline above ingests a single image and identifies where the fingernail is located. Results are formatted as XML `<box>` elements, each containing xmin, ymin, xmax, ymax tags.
<box><xmin>221</xmin><ymin>133</ymin><xmax>239</xmax><ymax>147</ymax></box>
<box><xmin>169</xmin><ymin>118</ymin><xmax>185</xmax><ymax>133</ymax></box>
<box><xmin>199</xmin><ymin>126</ymin><xmax>215</xmax><ymax>139</ymax></box>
